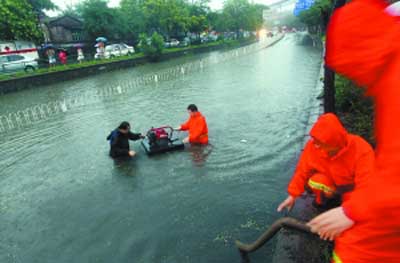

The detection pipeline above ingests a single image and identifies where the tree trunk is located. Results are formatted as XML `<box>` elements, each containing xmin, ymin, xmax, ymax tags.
<box><xmin>323</xmin><ymin>66</ymin><xmax>335</xmax><ymax>113</ymax></box>
<box><xmin>323</xmin><ymin>0</ymin><xmax>347</xmax><ymax>113</ymax></box>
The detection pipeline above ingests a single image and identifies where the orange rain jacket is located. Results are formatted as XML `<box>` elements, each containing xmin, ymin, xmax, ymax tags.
<box><xmin>288</xmin><ymin>114</ymin><xmax>374</xmax><ymax>201</ymax></box>
<box><xmin>326</xmin><ymin>0</ymin><xmax>400</xmax><ymax>261</ymax></box>
<box><xmin>180</xmin><ymin>111</ymin><xmax>208</xmax><ymax>144</ymax></box>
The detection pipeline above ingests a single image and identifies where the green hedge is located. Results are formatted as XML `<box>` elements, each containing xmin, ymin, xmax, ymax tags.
<box><xmin>0</xmin><ymin>38</ymin><xmax>256</xmax><ymax>82</ymax></box>
<box><xmin>0</xmin><ymin>53</ymin><xmax>145</xmax><ymax>81</ymax></box>
<box><xmin>335</xmin><ymin>75</ymin><xmax>374</xmax><ymax>145</ymax></box>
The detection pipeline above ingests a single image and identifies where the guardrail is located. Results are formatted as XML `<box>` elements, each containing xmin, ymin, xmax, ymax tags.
<box><xmin>0</xmin><ymin>36</ymin><xmax>284</xmax><ymax>134</ymax></box>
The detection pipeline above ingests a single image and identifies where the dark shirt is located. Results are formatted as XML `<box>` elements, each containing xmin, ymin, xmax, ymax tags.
<box><xmin>106</xmin><ymin>130</ymin><xmax>142</xmax><ymax>158</ymax></box>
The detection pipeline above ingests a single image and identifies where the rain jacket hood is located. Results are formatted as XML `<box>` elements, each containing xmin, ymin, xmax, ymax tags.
<box><xmin>287</xmin><ymin>113</ymin><xmax>374</xmax><ymax>199</ymax></box>
<box><xmin>310</xmin><ymin>113</ymin><xmax>348</xmax><ymax>150</ymax></box>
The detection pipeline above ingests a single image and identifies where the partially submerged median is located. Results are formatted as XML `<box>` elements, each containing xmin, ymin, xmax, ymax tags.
<box><xmin>0</xmin><ymin>37</ymin><xmax>277</xmax><ymax>94</ymax></box>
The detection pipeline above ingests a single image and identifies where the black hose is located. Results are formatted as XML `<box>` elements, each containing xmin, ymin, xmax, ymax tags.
<box><xmin>235</xmin><ymin>217</ymin><xmax>313</xmax><ymax>255</ymax></box>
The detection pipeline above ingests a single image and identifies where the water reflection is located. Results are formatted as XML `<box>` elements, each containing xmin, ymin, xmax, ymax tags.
<box><xmin>187</xmin><ymin>144</ymin><xmax>214</xmax><ymax>167</ymax></box>
<box><xmin>112</xmin><ymin>158</ymin><xmax>139</xmax><ymax>177</ymax></box>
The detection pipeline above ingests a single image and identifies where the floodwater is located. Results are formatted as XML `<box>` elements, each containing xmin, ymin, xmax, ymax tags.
<box><xmin>0</xmin><ymin>35</ymin><xmax>322</xmax><ymax>263</ymax></box>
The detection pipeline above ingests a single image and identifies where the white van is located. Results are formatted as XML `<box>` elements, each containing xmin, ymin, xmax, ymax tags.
<box><xmin>0</xmin><ymin>41</ymin><xmax>39</xmax><ymax>73</ymax></box>
<box><xmin>0</xmin><ymin>41</ymin><xmax>39</xmax><ymax>60</ymax></box>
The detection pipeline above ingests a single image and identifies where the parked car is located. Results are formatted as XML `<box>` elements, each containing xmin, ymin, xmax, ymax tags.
<box><xmin>178</xmin><ymin>37</ymin><xmax>190</xmax><ymax>47</ymax></box>
<box><xmin>164</xmin><ymin>39</ymin><xmax>180</xmax><ymax>48</ymax></box>
<box><xmin>120</xmin><ymin>43</ymin><xmax>135</xmax><ymax>54</ymax></box>
<box><xmin>0</xmin><ymin>54</ymin><xmax>38</xmax><ymax>73</ymax></box>
<box><xmin>201</xmin><ymin>34</ymin><xmax>218</xmax><ymax>43</ymax></box>
<box><xmin>103</xmin><ymin>43</ymin><xmax>135</xmax><ymax>59</ymax></box>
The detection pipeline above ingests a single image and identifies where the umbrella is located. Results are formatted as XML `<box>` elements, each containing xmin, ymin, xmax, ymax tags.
<box><xmin>386</xmin><ymin>1</ymin><xmax>400</xmax><ymax>16</ymax></box>
<box><xmin>43</xmin><ymin>43</ymin><xmax>54</xmax><ymax>50</ymax></box>
<box><xmin>96</xmin><ymin>37</ymin><xmax>107</xmax><ymax>42</ymax></box>
<box><xmin>73</xmin><ymin>43</ymin><xmax>84</xmax><ymax>48</ymax></box>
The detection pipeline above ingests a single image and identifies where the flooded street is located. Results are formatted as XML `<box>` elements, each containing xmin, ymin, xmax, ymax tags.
<box><xmin>0</xmin><ymin>35</ymin><xmax>322</xmax><ymax>263</ymax></box>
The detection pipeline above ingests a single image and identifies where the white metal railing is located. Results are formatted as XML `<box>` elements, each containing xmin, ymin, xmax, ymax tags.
<box><xmin>0</xmin><ymin>37</ymin><xmax>283</xmax><ymax>134</ymax></box>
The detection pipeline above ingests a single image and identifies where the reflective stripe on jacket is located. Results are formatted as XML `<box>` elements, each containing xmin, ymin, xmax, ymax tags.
<box><xmin>288</xmin><ymin>114</ymin><xmax>374</xmax><ymax>203</ymax></box>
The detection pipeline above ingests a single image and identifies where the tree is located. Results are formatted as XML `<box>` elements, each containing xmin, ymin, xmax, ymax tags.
<box><xmin>188</xmin><ymin>0</ymin><xmax>209</xmax><ymax>34</ymax></box>
<box><xmin>62</xmin><ymin>4</ymin><xmax>81</xmax><ymax>18</ymax></box>
<box><xmin>120</xmin><ymin>0</ymin><xmax>146</xmax><ymax>40</ymax></box>
<box><xmin>221</xmin><ymin>0</ymin><xmax>266</xmax><ymax>34</ymax></box>
<box><xmin>298</xmin><ymin>0</ymin><xmax>332</xmax><ymax>32</ymax></box>
<box><xmin>68</xmin><ymin>0</ymin><xmax>264</xmax><ymax>43</ymax></box>
<box><xmin>223</xmin><ymin>0</ymin><xmax>249</xmax><ymax>32</ymax></box>
<box><xmin>188</xmin><ymin>0</ymin><xmax>210</xmax><ymax>17</ymax></box>
<box><xmin>79</xmin><ymin>0</ymin><xmax>127</xmax><ymax>41</ymax></box>
<box><xmin>139</xmin><ymin>32</ymin><xmax>164</xmax><ymax>61</ymax></box>
<box><xmin>0</xmin><ymin>0</ymin><xmax>44</xmax><ymax>42</ymax></box>
<box><xmin>28</xmin><ymin>0</ymin><xmax>56</xmax><ymax>12</ymax></box>
<box><xmin>207</xmin><ymin>11</ymin><xmax>228</xmax><ymax>32</ymax></box>
<box><xmin>142</xmin><ymin>0</ymin><xmax>191</xmax><ymax>38</ymax></box>
<box><xmin>246</xmin><ymin>3</ymin><xmax>265</xmax><ymax>31</ymax></box>
<box><xmin>188</xmin><ymin>15</ymin><xmax>208</xmax><ymax>35</ymax></box>
<box><xmin>297</xmin><ymin>0</ymin><xmax>346</xmax><ymax>113</ymax></box>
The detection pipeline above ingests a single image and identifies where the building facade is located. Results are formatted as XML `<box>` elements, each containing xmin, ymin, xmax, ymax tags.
<box><xmin>41</xmin><ymin>15</ymin><xmax>86</xmax><ymax>43</ymax></box>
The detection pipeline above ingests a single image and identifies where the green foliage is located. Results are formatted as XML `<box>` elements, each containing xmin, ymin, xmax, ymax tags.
<box><xmin>76</xmin><ymin>0</ymin><xmax>263</xmax><ymax>42</ymax></box>
<box><xmin>139</xmin><ymin>32</ymin><xmax>164</xmax><ymax>61</ymax></box>
<box><xmin>0</xmin><ymin>38</ymin><xmax>252</xmax><ymax>82</ymax></box>
<box><xmin>223</xmin><ymin>39</ymin><xmax>239</xmax><ymax>47</ymax></box>
<box><xmin>298</xmin><ymin>0</ymin><xmax>332</xmax><ymax>28</ymax></box>
<box><xmin>1</xmin><ymin>0</ymin><xmax>263</xmax><ymax>46</ymax></box>
<box><xmin>142</xmin><ymin>0</ymin><xmax>191</xmax><ymax>37</ymax></box>
<box><xmin>0</xmin><ymin>0</ymin><xmax>44</xmax><ymax>42</ymax></box>
<box><xmin>78</xmin><ymin>0</ymin><xmax>126</xmax><ymax>41</ymax></box>
<box><xmin>28</xmin><ymin>0</ymin><xmax>56</xmax><ymax>11</ymax></box>
<box><xmin>188</xmin><ymin>0</ymin><xmax>210</xmax><ymax>33</ymax></box>
<box><xmin>0</xmin><ymin>52</ymin><xmax>145</xmax><ymax>81</ymax></box>
<box><xmin>189</xmin><ymin>15</ymin><xmax>208</xmax><ymax>34</ymax></box>
<box><xmin>335</xmin><ymin>75</ymin><xmax>374</xmax><ymax>145</ymax></box>
<box><xmin>247</xmin><ymin>4</ymin><xmax>266</xmax><ymax>31</ymax></box>
<box><xmin>221</xmin><ymin>0</ymin><xmax>265</xmax><ymax>32</ymax></box>
<box><xmin>120</xmin><ymin>0</ymin><xmax>147</xmax><ymax>39</ymax></box>
<box><xmin>121</xmin><ymin>0</ymin><xmax>210</xmax><ymax>39</ymax></box>
<box><xmin>62</xmin><ymin>4</ymin><xmax>82</xmax><ymax>18</ymax></box>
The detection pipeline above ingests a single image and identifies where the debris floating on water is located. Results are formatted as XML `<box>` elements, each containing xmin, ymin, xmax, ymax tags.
<box><xmin>240</xmin><ymin>139</ymin><xmax>247</xmax><ymax>143</ymax></box>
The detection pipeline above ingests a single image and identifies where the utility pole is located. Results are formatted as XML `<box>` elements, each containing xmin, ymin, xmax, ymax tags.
<box><xmin>323</xmin><ymin>0</ymin><xmax>346</xmax><ymax>113</ymax></box>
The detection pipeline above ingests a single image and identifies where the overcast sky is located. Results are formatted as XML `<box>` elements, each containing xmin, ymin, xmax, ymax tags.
<box><xmin>48</xmin><ymin>0</ymin><xmax>280</xmax><ymax>15</ymax></box>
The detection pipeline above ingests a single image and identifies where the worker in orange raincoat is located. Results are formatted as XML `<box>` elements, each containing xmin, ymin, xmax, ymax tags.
<box><xmin>307</xmin><ymin>0</ymin><xmax>400</xmax><ymax>262</ymax></box>
<box><xmin>277</xmin><ymin>113</ymin><xmax>374</xmax><ymax>212</ymax></box>
<box><xmin>176</xmin><ymin>104</ymin><xmax>208</xmax><ymax>144</ymax></box>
